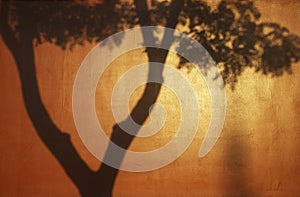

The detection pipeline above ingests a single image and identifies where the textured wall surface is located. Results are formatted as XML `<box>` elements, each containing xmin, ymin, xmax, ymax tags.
<box><xmin>0</xmin><ymin>1</ymin><xmax>299</xmax><ymax>196</ymax></box>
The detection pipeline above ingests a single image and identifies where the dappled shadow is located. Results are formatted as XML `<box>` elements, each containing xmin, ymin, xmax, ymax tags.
<box><xmin>178</xmin><ymin>0</ymin><xmax>300</xmax><ymax>89</ymax></box>
<box><xmin>1</xmin><ymin>0</ymin><xmax>300</xmax><ymax>196</ymax></box>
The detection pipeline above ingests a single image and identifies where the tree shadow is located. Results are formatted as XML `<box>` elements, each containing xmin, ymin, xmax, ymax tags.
<box><xmin>223</xmin><ymin>133</ymin><xmax>253</xmax><ymax>197</ymax></box>
<box><xmin>1</xmin><ymin>0</ymin><xmax>300</xmax><ymax>196</ymax></box>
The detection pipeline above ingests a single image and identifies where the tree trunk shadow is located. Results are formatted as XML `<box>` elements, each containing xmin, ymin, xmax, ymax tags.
<box><xmin>224</xmin><ymin>133</ymin><xmax>254</xmax><ymax>197</ymax></box>
<box><xmin>0</xmin><ymin>0</ymin><xmax>184</xmax><ymax>196</ymax></box>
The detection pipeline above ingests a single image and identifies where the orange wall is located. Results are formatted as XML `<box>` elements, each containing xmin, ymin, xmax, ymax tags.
<box><xmin>0</xmin><ymin>1</ymin><xmax>300</xmax><ymax>196</ymax></box>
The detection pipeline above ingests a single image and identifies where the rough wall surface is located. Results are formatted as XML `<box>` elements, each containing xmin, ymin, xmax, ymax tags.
<box><xmin>0</xmin><ymin>1</ymin><xmax>299</xmax><ymax>196</ymax></box>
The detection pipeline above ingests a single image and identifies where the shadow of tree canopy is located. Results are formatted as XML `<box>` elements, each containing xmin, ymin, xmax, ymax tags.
<box><xmin>1</xmin><ymin>0</ymin><xmax>300</xmax><ymax>197</ymax></box>
<box><xmin>179</xmin><ymin>0</ymin><xmax>300</xmax><ymax>87</ymax></box>
<box><xmin>3</xmin><ymin>0</ymin><xmax>300</xmax><ymax>87</ymax></box>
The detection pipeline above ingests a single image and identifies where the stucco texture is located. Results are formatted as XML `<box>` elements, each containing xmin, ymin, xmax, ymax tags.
<box><xmin>0</xmin><ymin>1</ymin><xmax>299</xmax><ymax>196</ymax></box>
